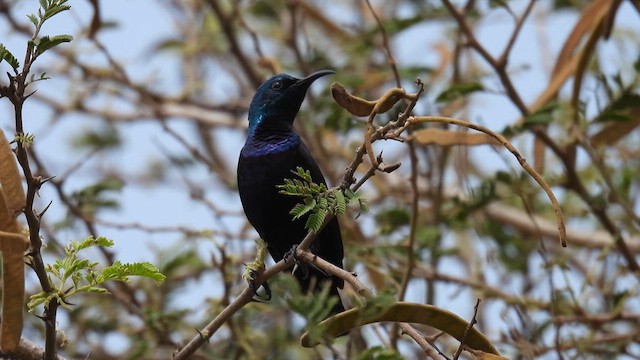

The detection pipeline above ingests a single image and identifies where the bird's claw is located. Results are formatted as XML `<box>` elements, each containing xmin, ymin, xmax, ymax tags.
<box><xmin>243</xmin><ymin>238</ymin><xmax>272</xmax><ymax>302</ymax></box>
<box><xmin>284</xmin><ymin>244</ymin><xmax>311</xmax><ymax>279</ymax></box>
<box><xmin>251</xmin><ymin>281</ymin><xmax>272</xmax><ymax>302</ymax></box>
<box><xmin>243</xmin><ymin>267</ymin><xmax>272</xmax><ymax>302</ymax></box>
<box><xmin>284</xmin><ymin>244</ymin><xmax>299</xmax><ymax>263</ymax></box>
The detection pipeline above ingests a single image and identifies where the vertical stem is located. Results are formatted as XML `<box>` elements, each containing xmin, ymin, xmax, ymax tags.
<box><xmin>11</xmin><ymin>53</ymin><xmax>59</xmax><ymax>359</ymax></box>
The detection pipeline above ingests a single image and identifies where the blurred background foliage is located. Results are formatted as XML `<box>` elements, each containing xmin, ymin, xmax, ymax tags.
<box><xmin>1</xmin><ymin>0</ymin><xmax>640</xmax><ymax>359</ymax></box>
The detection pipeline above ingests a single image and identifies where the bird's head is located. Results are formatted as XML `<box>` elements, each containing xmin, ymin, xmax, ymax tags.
<box><xmin>248</xmin><ymin>70</ymin><xmax>334</xmax><ymax>133</ymax></box>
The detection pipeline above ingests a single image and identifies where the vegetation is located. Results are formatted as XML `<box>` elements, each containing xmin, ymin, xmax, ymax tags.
<box><xmin>1</xmin><ymin>1</ymin><xmax>639</xmax><ymax>359</ymax></box>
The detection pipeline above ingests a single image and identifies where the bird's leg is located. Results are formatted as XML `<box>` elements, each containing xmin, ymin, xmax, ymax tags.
<box><xmin>284</xmin><ymin>244</ymin><xmax>310</xmax><ymax>279</ymax></box>
<box><xmin>285</xmin><ymin>244</ymin><xmax>334</xmax><ymax>279</ymax></box>
<box><xmin>243</xmin><ymin>238</ymin><xmax>272</xmax><ymax>302</ymax></box>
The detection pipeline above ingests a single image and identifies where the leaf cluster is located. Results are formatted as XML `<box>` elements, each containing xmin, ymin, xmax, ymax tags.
<box><xmin>28</xmin><ymin>236</ymin><xmax>165</xmax><ymax>312</ymax></box>
<box><xmin>277</xmin><ymin>167</ymin><xmax>368</xmax><ymax>232</ymax></box>
<box><xmin>0</xmin><ymin>0</ymin><xmax>72</xmax><ymax>76</ymax></box>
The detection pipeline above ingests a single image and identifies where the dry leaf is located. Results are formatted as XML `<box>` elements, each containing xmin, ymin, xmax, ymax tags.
<box><xmin>301</xmin><ymin>302</ymin><xmax>500</xmax><ymax>356</ymax></box>
<box><xmin>0</xmin><ymin>129</ymin><xmax>25</xmax><ymax>216</ymax></box>
<box><xmin>591</xmin><ymin>116</ymin><xmax>640</xmax><ymax>147</ymax></box>
<box><xmin>527</xmin><ymin>0</ymin><xmax>612</xmax><ymax>117</ymax></box>
<box><xmin>411</xmin><ymin>128</ymin><xmax>500</xmax><ymax>146</ymax></box>
<box><xmin>551</xmin><ymin>0</ymin><xmax>611</xmax><ymax>77</ymax></box>
<box><xmin>0</xmin><ymin>129</ymin><xmax>27</xmax><ymax>352</ymax></box>
<box><xmin>331</xmin><ymin>82</ymin><xmax>377</xmax><ymax>116</ymax></box>
<box><xmin>0</xmin><ymin>192</ymin><xmax>27</xmax><ymax>352</ymax></box>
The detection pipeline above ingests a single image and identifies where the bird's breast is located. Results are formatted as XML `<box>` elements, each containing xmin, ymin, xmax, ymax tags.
<box><xmin>240</xmin><ymin>132</ymin><xmax>300</xmax><ymax>157</ymax></box>
<box><xmin>237</xmin><ymin>146</ymin><xmax>305</xmax><ymax>238</ymax></box>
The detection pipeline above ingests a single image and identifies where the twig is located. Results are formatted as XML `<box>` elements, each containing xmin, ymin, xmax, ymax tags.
<box><xmin>398</xmin><ymin>323</ymin><xmax>442</xmax><ymax>359</ymax></box>
<box><xmin>172</xmin><ymin>257</ymin><xmax>294</xmax><ymax>359</ymax></box>
<box><xmin>364</xmin><ymin>0</ymin><xmax>401</xmax><ymax>87</ymax></box>
<box><xmin>453</xmin><ymin>299</ymin><xmax>481</xmax><ymax>360</ymax></box>
<box><xmin>405</xmin><ymin>116</ymin><xmax>567</xmax><ymax>247</ymax></box>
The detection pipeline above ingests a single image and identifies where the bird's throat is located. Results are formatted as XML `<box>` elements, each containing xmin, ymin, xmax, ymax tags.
<box><xmin>242</xmin><ymin>130</ymin><xmax>300</xmax><ymax>157</ymax></box>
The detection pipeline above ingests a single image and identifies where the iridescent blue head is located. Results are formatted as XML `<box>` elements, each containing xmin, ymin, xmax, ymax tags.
<box><xmin>247</xmin><ymin>70</ymin><xmax>334</xmax><ymax>135</ymax></box>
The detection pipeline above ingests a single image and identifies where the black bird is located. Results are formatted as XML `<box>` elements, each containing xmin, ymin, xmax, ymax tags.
<box><xmin>237</xmin><ymin>70</ymin><xmax>345</xmax><ymax>314</ymax></box>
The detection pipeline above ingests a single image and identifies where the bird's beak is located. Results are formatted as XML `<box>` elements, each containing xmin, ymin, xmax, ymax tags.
<box><xmin>295</xmin><ymin>70</ymin><xmax>335</xmax><ymax>89</ymax></box>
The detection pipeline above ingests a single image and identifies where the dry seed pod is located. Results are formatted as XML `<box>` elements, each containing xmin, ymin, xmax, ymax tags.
<box><xmin>331</xmin><ymin>82</ymin><xmax>376</xmax><ymax>117</ymax></box>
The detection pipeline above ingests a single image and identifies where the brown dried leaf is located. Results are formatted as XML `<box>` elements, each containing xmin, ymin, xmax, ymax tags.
<box><xmin>331</xmin><ymin>82</ymin><xmax>416</xmax><ymax>117</ymax></box>
<box><xmin>1</xmin><ymin>250</ymin><xmax>25</xmax><ymax>352</ymax></box>
<box><xmin>411</xmin><ymin>128</ymin><xmax>500</xmax><ymax>146</ymax></box>
<box><xmin>301</xmin><ymin>302</ymin><xmax>500</xmax><ymax>355</ymax></box>
<box><xmin>331</xmin><ymin>82</ymin><xmax>376</xmax><ymax>116</ymax></box>
<box><xmin>591</xmin><ymin>116</ymin><xmax>640</xmax><ymax>147</ymax></box>
<box><xmin>0</xmin><ymin>129</ymin><xmax>25</xmax><ymax>216</ymax></box>
<box><xmin>551</xmin><ymin>0</ymin><xmax>610</xmax><ymax>77</ymax></box>
<box><xmin>0</xmin><ymin>191</ymin><xmax>26</xmax><ymax>352</ymax></box>
<box><xmin>526</xmin><ymin>0</ymin><xmax>611</xmax><ymax>118</ymax></box>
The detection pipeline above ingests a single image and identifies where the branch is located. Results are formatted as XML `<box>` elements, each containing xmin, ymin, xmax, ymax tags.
<box><xmin>172</xmin><ymin>257</ymin><xmax>294</xmax><ymax>360</ymax></box>
<box><xmin>405</xmin><ymin>115</ymin><xmax>567</xmax><ymax>247</ymax></box>
<box><xmin>0</xmin><ymin>337</ymin><xmax>66</xmax><ymax>360</ymax></box>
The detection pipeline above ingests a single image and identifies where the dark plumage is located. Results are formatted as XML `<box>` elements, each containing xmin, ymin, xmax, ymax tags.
<box><xmin>237</xmin><ymin>70</ymin><xmax>345</xmax><ymax>313</ymax></box>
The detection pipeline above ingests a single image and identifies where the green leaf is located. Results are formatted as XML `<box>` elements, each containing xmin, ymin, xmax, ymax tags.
<box><xmin>67</xmin><ymin>236</ymin><xmax>114</xmax><ymax>254</ymax></box>
<box><xmin>98</xmin><ymin>261</ymin><xmax>166</xmax><ymax>285</ymax></box>
<box><xmin>293</xmin><ymin>166</ymin><xmax>313</xmax><ymax>183</ymax></box>
<box><xmin>333</xmin><ymin>190</ymin><xmax>346</xmax><ymax>215</ymax></box>
<box><xmin>35</xmin><ymin>34</ymin><xmax>73</xmax><ymax>55</ymax></box>
<box><xmin>290</xmin><ymin>198</ymin><xmax>317</xmax><ymax>219</ymax></box>
<box><xmin>72</xmin><ymin>125</ymin><xmax>121</xmax><ymax>150</ymax></box>
<box><xmin>27</xmin><ymin>14</ymin><xmax>39</xmax><ymax>27</ymax></box>
<box><xmin>594</xmin><ymin>93</ymin><xmax>640</xmax><ymax>123</ymax></box>
<box><xmin>522</xmin><ymin>101</ymin><xmax>558</xmax><ymax>127</ymax></box>
<box><xmin>0</xmin><ymin>43</ymin><xmax>20</xmax><ymax>70</ymax></box>
<box><xmin>436</xmin><ymin>82</ymin><xmax>484</xmax><ymax>103</ymax></box>
<box><xmin>305</xmin><ymin>197</ymin><xmax>328</xmax><ymax>232</ymax></box>
<box><xmin>42</xmin><ymin>2</ymin><xmax>71</xmax><ymax>21</ymax></box>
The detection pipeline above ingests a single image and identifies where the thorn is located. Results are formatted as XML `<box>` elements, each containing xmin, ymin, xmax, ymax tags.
<box><xmin>379</xmin><ymin>162</ymin><xmax>401</xmax><ymax>173</ymax></box>
<box><xmin>33</xmin><ymin>176</ymin><xmax>44</xmax><ymax>190</ymax></box>
<box><xmin>40</xmin><ymin>175</ymin><xmax>56</xmax><ymax>184</ymax></box>
<box><xmin>24</xmin><ymin>89</ymin><xmax>37</xmax><ymax>99</ymax></box>
<box><xmin>38</xmin><ymin>200</ymin><xmax>53</xmax><ymax>218</ymax></box>
<box><xmin>195</xmin><ymin>329</ymin><xmax>210</xmax><ymax>342</ymax></box>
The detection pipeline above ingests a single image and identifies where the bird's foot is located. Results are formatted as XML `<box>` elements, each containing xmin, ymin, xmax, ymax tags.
<box><xmin>284</xmin><ymin>243</ymin><xmax>299</xmax><ymax>263</ymax></box>
<box><xmin>242</xmin><ymin>238</ymin><xmax>272</xmax><ymax>302</ymax></box>
<box><xmin>284</xmin><ymin>244</ymin><xmax>310</xmax><ymax>280</ymax></box>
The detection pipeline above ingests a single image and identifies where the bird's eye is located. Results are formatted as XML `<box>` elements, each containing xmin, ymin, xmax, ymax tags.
<box><xmin>271</xmin><ymin>81</ymin><xmax>283</xmax><ymax>90</ymax></box>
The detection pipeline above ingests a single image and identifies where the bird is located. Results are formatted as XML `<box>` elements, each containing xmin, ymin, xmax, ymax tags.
<box><xmin>237</xmin><ymin>70</ymin><xmax>345</xmax><ymax>314</ymax></box>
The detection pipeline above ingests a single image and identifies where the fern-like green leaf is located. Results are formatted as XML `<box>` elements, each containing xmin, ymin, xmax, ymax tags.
<box><xmin>98</xmin><ymin>261</ymin><xmax>166</xmax><ymax>285</ymax></box>
<box><xmin>291</xmin><ymin>198</ymin><xmax>317</xmax><ymax>219</ymax></box>
<box><xmin>292</xmin><ymin>166</ymin><xmax>313</xmax><ymax>183</ymax></box>
<box><xmin>35</xmin><ymin>34</ymin><xmax>73</xmax><ymax>55</ymax></box>
<box><xmin>66</xmin><ymin>236</ymin><xmax>113</xmax><ymax>255</ymax></box>
<box><xmin>305</xmin><ymin>197</ymin><xmax>328</xmax><ymax>232</ymax></box>
<box><xmin>0</xmin><ymin>43</ymin><xmax>20</xmax><ymax>70</ymax></box>
<box><xmin>42</xmin><ymin>2</ymin><xmax>70</xmax><ymax>21</ymax></box>
<box><xmin>27</xmin><ymin>14</ymin><xmax>39</xmax><ymax>27</ymax></box>
<box><xmin>334</xmin><ymin>190</ymin><xmax>346</xmax><ymax>215</ymax></box>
